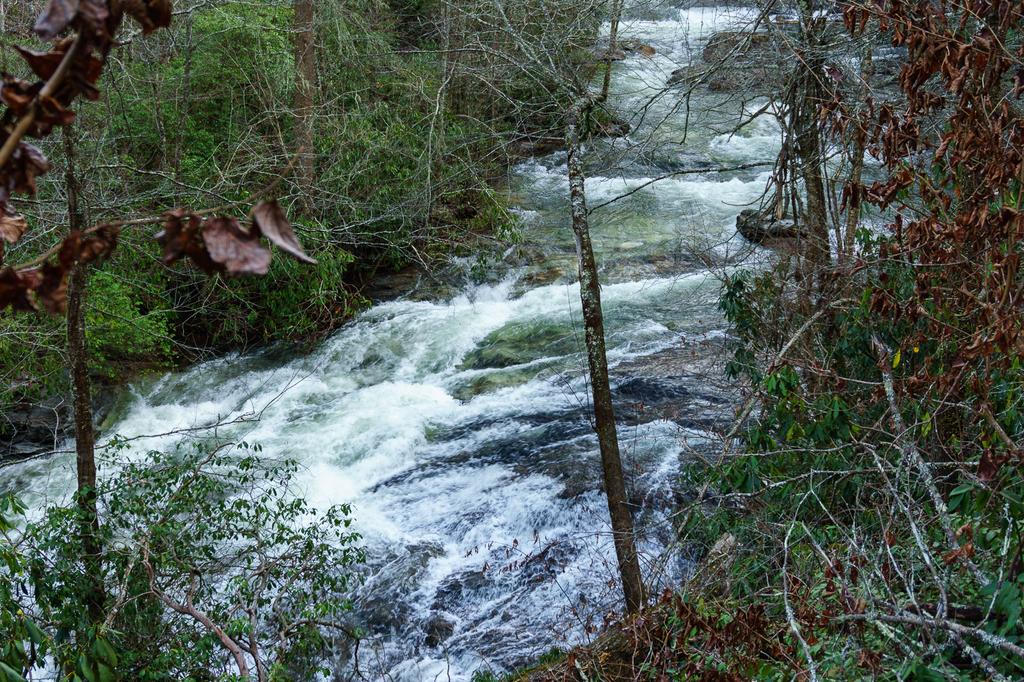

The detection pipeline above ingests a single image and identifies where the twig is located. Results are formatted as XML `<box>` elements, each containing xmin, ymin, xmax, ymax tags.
<box><xmin>0</xmin><ymin>33</ymin><xmax>85</xmax><ymax>169</ymax></box>
<box><xmin>872</xmin><ymin>335</ymin><xmax>989</xmax><ymax>587</ymax></box>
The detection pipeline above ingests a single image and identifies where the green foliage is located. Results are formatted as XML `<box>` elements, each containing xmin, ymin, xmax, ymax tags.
<box><xmin>86</xmin><ymin>269</ymin><xmax>173</xmax><ymax>372</ymax></box>
<box><xmin>0</xmin><ymin>495</ymin><xmax>46</xmax><ymax>682</ymax></box>
<box><xmin>180</xmin><ymin>235</ymin><xmax>362</xmax><ymax>349</ymax></box>
<box><xmin>681</xmin><ymin>231</ymin><xmax>1024</xmax><ymax>679</ymax></box>
<box><xmin>0</xmin><ymin>314</ymin><xmax>64</xmax><ymax>411</ymax></box>
<box><xmin>5</xmin><ymin>441</ymin><xmax>364</xmax><ymax>680</ymax></box>
<box><xmin>470</xmin><ymin>648</ymin><xmax>565</xmax><ymax>682</ymax></box>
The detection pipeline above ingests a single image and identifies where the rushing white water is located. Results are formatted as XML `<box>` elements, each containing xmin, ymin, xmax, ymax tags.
<box><xmin>5</xmin><ymin>5</ymin><xmax>780</xmax><ymax>680</ymax></box>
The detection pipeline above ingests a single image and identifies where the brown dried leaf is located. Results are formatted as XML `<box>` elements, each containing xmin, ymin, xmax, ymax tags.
<box><xmin>34</xmin><ymin>0</ymin><xmax>80</xmax><ymax>40</ymax></box>
<box><xmin>156</xmin><ymin>208</ymin><xmax>191</xmax><ymax>264</ymax></box>
<box><xmin>203</xmin><ymin>217</ymin><xmax>270</xmax><ymax>275</ymax></box>
<box><xmin>157</xmin><ymin>209</ymin><xmax>220</xmax><ymax>273</ymax></box>
<box><xmin>0</xmin><ymin>206</ymin><xmax>28</xmax><ymax>244</ymax></box>
<box><xmin>252</xmin><ymin>201</ymin><xmax>316</xmax><ymax>264</ymax></box>
<box><xmin>77</xmin><ymin>225</ymin><xmax>120</xmax><ymax>264</ymax></box>
<box><xmin>35</xmin><ymin>261</ymin><xmax>68</xmax><ymax>314</ymax></box>
<box><xmin>15</xmin><ymin>43</ymin><xmax>68</xmax><ymax>80</ymax></box>
<box><xmin>0</xmin><ymin>267</ymin><xmax>38</xmax><ymax>312</ymax></box>
<box><xmin>123</xmin><ymin>0</ymin><xmax>173</xmax><ymax>35</ymax></box>
<box><xmin>1</xmin><ymin>77</ymin><xmax>40</xmax><ymax>116</ymax></box>
<box><xmin>2</xmin><ymin>143</ymin><xmax>51</xmax><ymax>199</ymax></box>
<box><xmin>35</xmin><ymin>95</ymin><xmax>77</xmax><ymax>133</ymax></box>
<box><xmin>76</xmin><ymin>0</ymin><xmax>111</xmax><ymax>36</ymax></box>
<box><xmin>978</xmin><ymin>449</ymin><xmax>1004</xmax><ymax>482</ymax></box>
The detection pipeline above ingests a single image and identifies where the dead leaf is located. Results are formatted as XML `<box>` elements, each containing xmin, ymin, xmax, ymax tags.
<box><xmin>1</xmin><ymin>77</ymin><xmax>40</xmax><ymax>116</ymax></box>
<box><xmin>15</xmin><ymin>43</ymin><xmax>69</xmax><ymax>81</ymax></box>
<box><xmin>203</xmin><ymin>217</ymin><xmax>271</xmax><ymax>275</ymax></box>
<box><xmin>76</xmin><ymin>225</ymin><xmax>120</xmax><ymax>264</ymax></box>
<box><xmin>2</xmin><ymin>143</ymin><xmax>51</xmax><ymax>199</ymax></box>
<box><xmin>123</xmin><ymin>0</ymin><xmax>173</xmax><ymax>35</ymax></box>
<box><xmin>35</xmin><ymin>261</ymin><xmax>68</xmax><ymax>314</ymax></box>
<box><xmin>252</xmin><ymin>201</ymin><xmax>316</xmax><ymax>264</ymax></box>
<box><xmin>34</xmin><ymin>0</ymin><xmax>80</xmax><ymax>40</ymax></box>
<box><xmin>0</xmin><ymin>267</ymin><xmax>39</xmax><ymax>312</ymax></box>
<box><xmin>0</xmin><ymin>206</ymin><xmax>28</xmax><ymax>244</ymax></box>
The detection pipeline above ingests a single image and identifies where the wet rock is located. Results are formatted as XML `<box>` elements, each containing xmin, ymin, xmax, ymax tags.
<box><xmin>0</xmin><ymin>397</ymin><xmax>69</xmax><ymax>463</ymax></box>
<box><xmin>593</xmin><ymin>46</ymin><xmax>626</xmax><ymax>61</ymax></box>
<box><xmin>516</xmin><ymin>541</ymin><xmax>576</xmax><ymax>585</ymax></box>
<box><xmin>701</xmin><ymin>31</ymin><xmax>773</xmax><ymax>65</ymax></box>
<box><xmin>669</xmin><ymin>31</ymin><xmax>783</xmax><ymax>93</ymax></box>
<box><xmin>356</xmin><ymin>542</ymin><xmax>443</xmax><ymax>634</ymax></box>
<box><xmin>510</xmin><ymin>136</ymin><xmax>564</xmax><ymax>158</ymax></box>
<box><xmin>735</xmin><ymin>208</ymin><xmax>802</xmax><ymax>244</ymax></box>
<box><xmin>591</xmin><ymin>117</ymin><xmax>631</xmax><ymax>139</ymax></box>
<box><xmin>557</xmin><ymin>471</ymin><xmax>600</xmax><ymax>500</ymax></box>
<box><xmin>360</xmin><ymin>594</ymin><xmax>412</xmax><ymax>634</ymax></box>
<box><xmin>423</xmin><ymin>614</ymin><xmax>456</xmax><ymax>648</ymax></box>
<box><xmin>620</xmin><ymin>39</ymin><xmax>656</xmax><ymax>57</ymax></box>
<box><xmin>520</xmin><ymin>265</ymin><xmax>565</xmax><ymax>288</ymax></box>
<box><xmin>616</xmin><ymin>376</ymin><xmax>691</xmax><ymax>404</ymax></box>
<box><xmin>432</xmin><ymin>570</ymin><xmax>491</xmax><ymax>611</ymax></box>
<box><xmin>459</xmin><ymin>322</ymin><xmax>575</xmax><ymax>370</ymax></box>
<box><xmin>361</xmin><ymin>265</ymin><xmax>454</xmax><ymax>303</ymax></box>
<box><xmin>667</xmin><ymin>63</ymin><xmax>761</xmax><ymax>92</ymax></box>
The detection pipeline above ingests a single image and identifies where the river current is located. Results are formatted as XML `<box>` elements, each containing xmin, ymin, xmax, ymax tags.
<box><xmin>6</xmin><ymin>4</ymin><xmax>780</xmax><ymax>680</ymax></box>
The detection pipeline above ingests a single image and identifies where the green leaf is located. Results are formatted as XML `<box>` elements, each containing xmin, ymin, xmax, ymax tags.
<box><xmin>93</xmin><ymin>638</ymin><xmax>118</xmax><ymax>667</ymax></box>
<box><xmin>892</xmin><ymin>349</ymin><xmax>901</xmax><ymax>368</ymax></box>
<box><xmin>24</xmin><ymin>620</ymin><xmax>45</xmax><ymax>646</ymax></box>
<box><xmin>96</xmin><ymin>662</ymin><xmax>116</xmax><ymax>682</ymax></box>
<box><xmin>0</xmin><ymin>662</ymin><xmax>26</xmax><ymax>682</ymax></box>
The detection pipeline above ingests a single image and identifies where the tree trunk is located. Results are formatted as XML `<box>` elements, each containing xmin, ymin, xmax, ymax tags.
<box><xmin>566</xmin><ymin>102</ymin><xmax>645</xmax><ymax>614</ymax></box>
<box><xmin>599</xmin><ymin>0</ymin><xmax>622</xmax><ymax>103</ymax></box>
<box><xmin>293</xmin><ymin>0</ymin><xmax>316</xmax><ymax>214</ymax></box>
<box><xmin>63</xmin><ymin>127</ymin><xmax>105</xmax><ymax>625</ymax></box>
<box><xmin>843</xmin><ymin>47</ymin><xmax>872</xmax><ymax>264</ymax></box>
<box><xmin>794</xmin><ymin>0</ymin><xmax>831</xmax><ymax>286</ymax></box>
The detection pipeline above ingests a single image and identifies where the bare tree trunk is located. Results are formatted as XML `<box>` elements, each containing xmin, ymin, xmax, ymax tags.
<box><xmin>843</xmin><ymin>47</ymin><xmax>872</xmax><ymax>264</ymax></box>
<box><xmin>795</xmin><ymin>1</ymin><xmax>831</xmax><ymax>287</ymax></box>
<box><xmin>599</xmin><ymin>0</ymin><xmax>622</xmax><ymax>103</ymax></box>
<box><xmin>64</xmin><ymin>127</ymin><xmax>105</xmax><ymax>625</ymax></box>
<box><xmin>566</xmin><ymin>102</ymin><xmax>645</xmax><ymax>614</ymax></box>
<box><xmin>293</xmin><ymin>0</ymin><xmax>316</xmax><ymax>214</ymax></box>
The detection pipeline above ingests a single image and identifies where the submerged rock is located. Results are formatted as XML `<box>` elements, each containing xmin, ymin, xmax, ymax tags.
<box><xmin>423</xmin><ymin>614</ymin><xmax>456</xmax><ymax>647</ymax></box>
<box><xmin>432</xmin><ymin>570</ymin><xmax>491</xmax><ymax>611</ymax></box>
<box><xmin>459</xmin><ymin>322</ymin><xmax>576</xmax><ymax>371</ymax></box>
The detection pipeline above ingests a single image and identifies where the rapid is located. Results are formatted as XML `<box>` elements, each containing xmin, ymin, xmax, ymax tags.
<box><xmin>5</xmin><ymin>4</ymin><xmax>781</xmax><ymax>679</ymax></box>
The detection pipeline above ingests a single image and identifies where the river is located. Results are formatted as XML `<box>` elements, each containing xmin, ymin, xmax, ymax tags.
<box><xmin>5</xmin><ymin>4</ymin><xmax>780</xmax><ymax>680</ymax></box>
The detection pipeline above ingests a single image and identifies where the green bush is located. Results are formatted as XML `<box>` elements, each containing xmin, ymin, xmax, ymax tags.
<box><xmin>7</xmin><ymin>441</ymin><xmax>364</xmax><ymax>681</ymax></box>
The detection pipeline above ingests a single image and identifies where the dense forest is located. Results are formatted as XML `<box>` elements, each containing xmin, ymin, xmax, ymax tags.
<box><xmin>1</xmin><ymin>0</ymin><xmax>1022</xmax><ymax>680</ymax></box>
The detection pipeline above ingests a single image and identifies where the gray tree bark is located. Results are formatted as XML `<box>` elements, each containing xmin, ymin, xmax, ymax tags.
<box><xmin>843</xmin><ymin>47</ymin><xmax>873</xmax><ymax>264</ymax></box>
<box><xmin>599</xmin><ymin>0</ymin><xmax>622</xmax><ymax>103</ymax></box>
<box><xmin>566</xmin><ymin>102</ymin><xmax>645</xmax><ymax>614</ymax></box>
<box><xmin>794</xmin><ymin>0</ymin><xmax>831</xmax><ymax>285</ymax></box>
